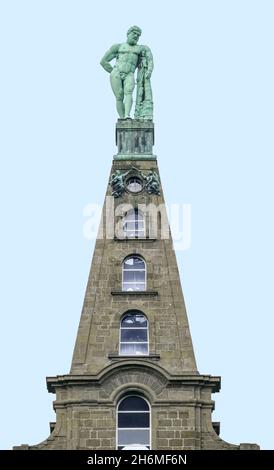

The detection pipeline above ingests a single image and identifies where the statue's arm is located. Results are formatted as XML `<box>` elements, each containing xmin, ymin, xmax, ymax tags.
<box><xmin>100</xmin><ymin>44</ymin><xmax>120</xmax><ymax>73</ymax></box>
<box><xmin>144</xmin><ymin>46</ymin><xmax>154</xmax><ymax>78</ymax></box>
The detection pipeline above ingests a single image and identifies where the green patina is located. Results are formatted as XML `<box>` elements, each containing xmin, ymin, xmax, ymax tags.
<box><xmin>100</xmin><ymin>26</ymin><xmax>153</xmax><ymax>120</ymax></box>
<box><xmin>109</xmin><ymin>167</ymin><xmax>161</xmax><ymax>198</ymax></box>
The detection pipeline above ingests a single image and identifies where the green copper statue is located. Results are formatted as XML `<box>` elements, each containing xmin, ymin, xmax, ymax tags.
<box><xmin>100</xmin><ymin>26</ymin><xmax>153</xmax><ymax>120</ymax></box>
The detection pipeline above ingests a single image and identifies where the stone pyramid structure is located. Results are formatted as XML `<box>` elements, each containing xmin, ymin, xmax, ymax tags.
<box><xmin>15</xmin><ymin>120</ymin><xmax>259</xmax><ymax>450</ymax></box>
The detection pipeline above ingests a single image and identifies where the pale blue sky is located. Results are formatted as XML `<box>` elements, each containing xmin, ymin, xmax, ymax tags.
<box><xmin>0</xmin><ymin>0</ymin><xmax>273</xmax><ymax>450</ymax></box>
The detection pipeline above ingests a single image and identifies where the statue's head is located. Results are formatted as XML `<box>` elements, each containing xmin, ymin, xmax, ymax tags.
<box><xmin>127</xmin><ymin>25</ymin><xmax>142</xmax><ymax>45</ymax></box>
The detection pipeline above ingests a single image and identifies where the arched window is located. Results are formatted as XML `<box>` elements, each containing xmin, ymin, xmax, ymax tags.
<box><xmin>122</xmin><ymin>256</ymin><xmax>146</xmax><ymax>291</ymax></box>
<box><xmin>120</xmin><ymin>311</ymin><xmax>149</xmax><ymax>355</ymax></box>
<box><xmin>117</xmin><ymin>395</ymin><xmax>150</xmax><ymax>450</ymax></box>
<box><xmin>123</xmin><ymin>209</ymin><xmax>145</xmax><ymax>238</ymax></box>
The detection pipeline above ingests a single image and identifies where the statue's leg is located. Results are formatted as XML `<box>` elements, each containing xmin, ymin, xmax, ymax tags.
<box><xmin>124</xmin><ymin>73</ymin><xmax>135</xmax><ymax>118</ymax></box>
<box><xmin>110</xmin><ymin>69</ymin><xmax>125</xmax><ymax>118</ymax></box>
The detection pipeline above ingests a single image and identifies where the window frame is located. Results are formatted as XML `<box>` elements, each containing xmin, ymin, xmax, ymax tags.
<box><xmin>119</xmin><ymin>311</ymin><xmax>149</xmax><ymax>356</ymax></box>
<box><xmin>123</xmin><ymin>208</ymin><xmax>146</xmax><ymax>239</ymax></box>
<box><xmin>122</xmin><ymin>255</ymin><xmax>147</xmax><ymax>292</ymax></box>
<box><xmin>116</xmin><ymin>394</ymin><xmax>151</xmax><ymax>450</ymax></box>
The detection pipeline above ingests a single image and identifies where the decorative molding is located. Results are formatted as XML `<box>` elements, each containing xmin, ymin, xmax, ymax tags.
<box><xmin>144</xmin><ymin>170</ymin><xmax>160</xmax><ymax>195</ymax></box>
<box><xmin>46</xmin><ymin>372</ymin><xmax>221</xmax><ymax>394</ymax></box>
<box><xmin>109</xmin><ymin>166</ymin><xmax>161</xmax><ymax>198</ymax></box>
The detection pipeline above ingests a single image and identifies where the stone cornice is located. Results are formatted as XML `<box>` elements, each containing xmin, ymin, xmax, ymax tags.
<box><xmin>111</xmin><ymin>290</ymin><xmax>158</xmax><ymax>296</ymax></box>
<box><xmin>47</xmin><ymin>368</ymin><xmax>221</xmax><ymax>394</ymax></box>
<box><xmin>108</xmin><ymin>353</ymin><xmax>160</xmax><ymax>360</ymax></box>
<box><xmin>53</xmin><ymin>398</ymin><xmax>216</xmax><ymax>409</ymax></box>
<box><xmin>114</xmin><ymin>237</ymin><xmax>157</xmax><ymax>242</ymax></box>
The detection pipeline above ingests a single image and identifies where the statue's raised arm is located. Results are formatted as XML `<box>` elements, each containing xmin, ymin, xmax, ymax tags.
<box><xmin>100</xmin><ymin>26</ymin><xmax>153</xmax><ymax>121</ymax></box>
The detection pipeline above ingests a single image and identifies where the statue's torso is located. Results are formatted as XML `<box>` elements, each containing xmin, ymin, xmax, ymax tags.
<box><xmin>116</xmin><ymin>43</ymin><xmax>143</xmax><ymax>74</ymax></box>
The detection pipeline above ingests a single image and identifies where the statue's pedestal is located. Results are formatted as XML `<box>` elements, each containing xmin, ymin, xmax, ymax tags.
<box><xmin>114</xmin><ymin>119</ymin><xmax>156</xmax><ymax>160</ymax></box>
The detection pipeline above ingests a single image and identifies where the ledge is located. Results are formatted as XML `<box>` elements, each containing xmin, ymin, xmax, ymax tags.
<box><xmin>116</xmin><ymin>119</ymin><xmax>154</xmax><ymax>130</ymax></box>
<box><xmin>114</xmin><ymin>237</ymin><xmax>157</xmax><ymax>242</ymax></box>
<box><xmin>113</xmin><ymin>154</ymin><xmax>157</xmax><ymax>161</ymax></box>
<box><xmin>111</xmin><ymin>290</ymin><xmax>158</xmax><ymax>297</ymax></box>
<box><xmin>108</xmin><ymin>353</ymin><xmax>160</xmax><ymax>361</ymax></box>
<box><xmin>47</xmin><ymin>371</ymin><xmax>221</xmax><ymax>393</ymax></box>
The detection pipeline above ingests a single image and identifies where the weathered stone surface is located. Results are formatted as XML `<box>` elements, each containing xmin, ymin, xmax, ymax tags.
<box><xmin>14</xmin><ymin>122</ymin><xmax>259</xmax><ymax>450</ymax></box>
<box><xmin>114</xmin><ymin>119</ymin><xmax>156</xmax><ymax>159</ymax></box>
<box><xmin>70</xmin><ymin>157</ymin><xmax>197</xmax><ymax>376</ymax></box>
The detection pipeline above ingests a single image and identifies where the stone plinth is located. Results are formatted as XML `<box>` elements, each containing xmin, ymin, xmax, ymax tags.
<box><xmin>114</xmin><ymin>119</ymin><xmax>156</xmax><ymax>160</ymax></box>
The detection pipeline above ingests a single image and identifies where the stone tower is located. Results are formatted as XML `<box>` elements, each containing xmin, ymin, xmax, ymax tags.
<box><xmin>15</xmin><ymin>120</ymin><xmax>259</xmax><ymax>450</ymax></box>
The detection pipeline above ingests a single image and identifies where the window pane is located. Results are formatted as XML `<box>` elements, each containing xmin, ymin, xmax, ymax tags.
<box><xmin>124</xmin><ymin>227</ymin><xmax>145</xmax><ymax>238</ymax></box>
<box><xmin>123</xmin><ymin>271</ymin><xmax>134</xmax><ymax>282</ymax></box>
<box><xmin>118</xmin><ymin>445</ymin><xmax>150</xmax><ymax>450</ymax></box>
<box><xmin>124</xmin><ymin>222</ymin><xmax>136</xmax><ymax>232</ymax></box>
<box><xmin>124</xmin><ymin>210</ymin><xmax>142</xmax><ymax>220</ymax></box>
<box><xmin>118</xmin><ymin>412</ymin><xmax>150</xmax><ymax>428</ymax></box>
<box><xmin>136</xmin><ymin>231</ymin><xmax>145</xmax><ymax>237</ymax></box>
<box><xmin>121</xmin><ymin>314</ymin><xmax>147</xmax><ymax>327</ymax></box>
<box><xmin>136</xmin><ymin>272</ymin><xmax>146</xmax><ymax>282</ymax></box>
<box><xmin>126</xmin><ymin>209</ymin><xmax>135</xmax><ymax>217</ymax></box>
<box><xmin>136</xmin><ymin>232</ymin><xmax>145</xmax><ymax>238</ymax></box>
<box><xmin>124</xmin><ymin>257</ymin><xmax>145</xmax><ymax>269</ymax></box>
<box><xmin>134</xmin><ymin>258</ymin><xmax>145</xmax><ymax>267</ymax></box>
<box><xmin>118</xmin><ymin>429</ymin><xmax>150</xmax><ymax>446</ymax></box>
<box><xmin>123</xmin><ymin>210</ymin><xmax>145</xmax><ymax>238</ymax></box>
<box><xmin>123</xmin><ymin>271</ymin><xmax>132</xmax><ymax>281</ymax></box>
<box><xmin>125</xmin><ymin>210</ymin><xmax>135</xmax><ymax>220</ymax></box>
<box><xmin>120</xmin><ymin>343</ymin><xmax>148</xmax><ymax>355</ymax></box>
<box><xmin>122</xmin><ymin>285</ymin><xmax>133</xmax><ymax>292</ymax></box>
<box><xmin>123</xmin><ymin>271</ymin><xmax>145</xmax><ymax>282</ymax></box>
<box><xmin>136</xmin><ymin>212</ymin><xmax>144</xmax><ymax>222</ymax></box>
<box><xmin>134</xmin><ymin>343</ymin><xmax>148</xmax><ymax>354</ymax></box>
<box><xmin>119</xmin><ymin>396</ymin><xmax>149</xmax><ymax>412</ymax></box>
<box><xmin>121</xmin><ymin>329</ymin><xmax>147</xmax><ymax>342</ymax></box>
<box><xmin>123</xmin><ymin>283</ymin><xmax>146</xmax><ymax>291</ymax></box>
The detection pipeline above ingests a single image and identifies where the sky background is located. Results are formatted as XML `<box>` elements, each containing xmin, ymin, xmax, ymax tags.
<box><xmin>0</xmin><ymin>0</ymin><xmax>273</xmax><ymax>450</ymax></box>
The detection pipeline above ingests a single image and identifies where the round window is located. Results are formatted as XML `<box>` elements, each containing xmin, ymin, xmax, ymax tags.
<box><xmin>126</xmin><ymin>177</ymin><xmax>143</xmax><ymax>193</ymax></box>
